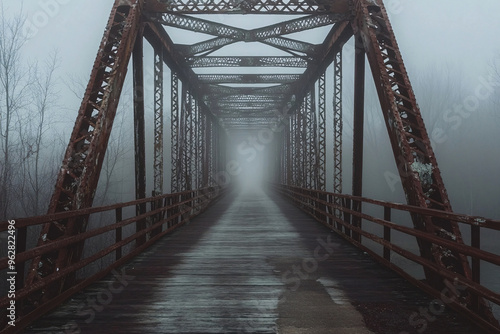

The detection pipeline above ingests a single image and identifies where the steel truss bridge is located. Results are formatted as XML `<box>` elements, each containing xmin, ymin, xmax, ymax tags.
<box><xmin>1</xmin><ymin>0</ymin><xmax>500</xmax><ymax>333</ymax></box>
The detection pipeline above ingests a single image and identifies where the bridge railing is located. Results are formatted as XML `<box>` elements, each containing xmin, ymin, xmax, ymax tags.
<box><xmin>0</xmin><ymin>186</ymin><xmax>225</xmax><ymax>333</ymax></box>
<box><xmin>273</xmin><ymin>184</ymin><xmax>500</xmax><ymax>333</ymax></box>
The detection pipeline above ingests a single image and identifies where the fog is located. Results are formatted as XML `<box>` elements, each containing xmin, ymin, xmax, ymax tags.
<box><xmin>1</xmin><ymin>0</ymin><xmax>500</xmax><ymax>321</ymax></box>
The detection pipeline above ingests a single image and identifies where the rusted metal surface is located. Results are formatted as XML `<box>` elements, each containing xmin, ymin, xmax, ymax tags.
<box><xmin>145</xmin><ymin>0</ymin><xmax>351</xmax><ymax>14</ymax></box>
<box><xmin>133</xmin><ymin>24</ymin><xmax>148</xmax><ymax>247</ymax></box>
<box><xmin>170</xmin><ymin>71</ymin><xmax>180</xmax><ymax>193</ymax></box>
<box><xmin>24</xmin><ymin>0</ymin><xmax>144</xmax><ymax>307</ymax></box>
<box><xmin>332</xmin><ymin>47</ymin><xmax>343</xmax><ymax>221</ymax></box>
<box><xmin>353</xmin><ymin>0</ymin><xmax>473</xmax><ymax>291</ymax></box>
<box><xmin>273</xmin><ymin>184</ymin><xmax>500</xmax><ymax>333</ymax></box>
<box><xmin>351</xmin><ymin>33</ymin><xmax>365</xmax><ymax>243</ymax></box>
<box><xmin>317</xmin><ymin>72</ymin><xmax>326</xmax><ymax>191</ymax></box>
<box><xmin>153</xmin><ymin>42</ymin><xmax>164</xmax><ymax>196</ymax></box>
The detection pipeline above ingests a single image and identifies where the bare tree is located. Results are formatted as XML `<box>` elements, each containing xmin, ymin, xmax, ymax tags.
<box><xmin>16</xmin><ymin>51</ymin><xmax>60</xmax><ymax>216</ymax></box>
<box><xmin>0</xmin><ymin>5</ymin><xmax>30</xmax><ymax>219</ymax></box>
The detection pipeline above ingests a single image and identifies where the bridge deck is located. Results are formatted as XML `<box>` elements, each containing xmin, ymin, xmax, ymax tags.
<box><xmin>25</xmin><ymin>187</ymin><xmax>484</xmax><ymax>333</ymax></box>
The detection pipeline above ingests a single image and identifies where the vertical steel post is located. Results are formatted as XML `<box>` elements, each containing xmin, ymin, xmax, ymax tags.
<box><xmin>310</xmin><ymin>87</ymin><xmax>318</xmax><ymax>190</ymax></box>
<box><xmin>318</xmin><ymin>72</ymin><xmax>326</xmax><ymax>191</ymax></box>
<box><xmin>184</xmin><ymin>88</ymin><xmax>193</xmax><ymax>191</ymax></box>
<box><xmin>115</xmin><ymin>208</ymin><xmax>123</xmax><ymax>261</ymax></box>
<box><xmin>133</xmin><ymin>28</ymin><xmax>147</xmax><ymax>247</ymax></box>
<box><xmin>153</xmin><ymin>45</ymin><xmax>164</xmax><ymax>196</ymax></box>
<box><xmin>171</xmin><ymin>71</ymin><xmax>180</xmax><ymax>193</ymax></box>
<box><xmin>352</xmin><ymin>34</ymin><xmax>365</xmax><ymax>243</ymax></box>
<box><xmin>333</xmin><ymin>48</ymin><xmax>343</xmax><ymax>212</ymax></box>
<box><xmin>25</xmin><ymin>1</ymin><xmax>143</xmax><ymax>303</ymax></box>
<box><xmin>383</xmin><ymin>206</ymin><xmax>391</xmax><ymax>261</ymax></box>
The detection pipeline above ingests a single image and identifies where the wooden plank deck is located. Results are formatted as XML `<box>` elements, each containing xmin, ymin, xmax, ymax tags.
<box><xmin>25</xmin><ymin>186</ymin><xmax>486</xmax><ymax>333</ymax></box>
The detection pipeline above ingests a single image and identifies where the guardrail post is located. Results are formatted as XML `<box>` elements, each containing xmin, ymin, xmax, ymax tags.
<box><xmin>166</xmin><ymin>196</ymin><xmax>173</xmax><ymax>228</ymax></box>
<box><xmin>471</xmin><ymin>224</ymin><xmax>480</xmax><ymax>312</ymax></box>
<box><xmin>150</xmin><ymin>193</ymin><xmax>163</xmax><ymax>237</ymax></box>
<box><xmin>383</xmin><ymin>206</ymin><xmax>391</xmax><ymax>262</ymax></box>
<box><xmin>115</xmin><ymin>208</ymin><xmax>123</xmax><ymax>261</ymax></box>
<box><xmin>343</xmin><ymin>198</ymin><xmax>351</xmax><ymax>237</ymax></box>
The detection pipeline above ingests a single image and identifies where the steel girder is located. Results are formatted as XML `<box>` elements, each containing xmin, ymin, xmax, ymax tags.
<box><xmin>317</xmin><ymin>73</ymin><xmax>326</xmax><ymax>191</ymax></box>
<box><xmin>354</xmin><ymin>0</ymin><xmax>494</xmax><ymax>320</ymax></box>
<box><xmin>153</xmin><ymin>44</ymin><xmax>164</xmax><ymax>196</ymax></box>
<box><xmin>161</xmin><ymin>12</ymin><xmax>339</xmax><ymax>57</ymax></box>
<box><xmin>182</xmin><ymin>86</ymin><xmax>194</xmax><ymax>191</ymax></box>
<box><xmin>197</xmin><ymin>74</ymin><xmax>301</xmax><ymax>84</ymax></box>
<box><xmin>160</xmin><ymin>12</ymin><xmax>345</xmax><ymax>41</ymax></box>
<box><xmin>213</xmin><ymin>101</ymin><xmax>282</xmax><ymax>109</ymax></box>
<box><xmin>202</xmin><ymin>84</ymin><xmax>295</xmax><ymax>97</ymax></box>
<box><xmin>277</xmin><ymin>19</ymin><xmax>352</xmax><ymax>131</ymax></box>
<box><xmin>145</xmin><ymin>0</ymin><xmax>351</xmax><ymax>14</ymax></box>
<box><xmin>25</xmin><ymin>0</ymin><xmax>143</xmax><ymax>304</ymax></box>
<box><xmin>209</xmin><ymin>94</ymin><xmax>286</xmax><ymax>104</ymax></box>
<box><xmin>333</xmin><ymin>49</ymin><xmax>343</xmax><ymax>222</ymax></box>
<box><xmin>187</xmin><ymin>56</ymin><xmax>308</xmax><ymax>68</ymax></box>
<box><xmin>133</xmin><ymin>25</ymin><xmax>148</xmax><ymax>246</ymax></box>
<box><xmin>171</xmin><ymin>71</ymin><xmax>180</xmax><ymax>193</ymax></box>
<box><xmin>305</xmin><ymin>89</ymin><xmax>318</xmax><ymax>189</ymax></box>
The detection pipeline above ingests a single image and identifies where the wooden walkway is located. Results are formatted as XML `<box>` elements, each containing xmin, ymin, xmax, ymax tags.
<box><xmin>25</xmin><ymin>186</ymin><xmax>485</xmax><ymax>333</ymax></box>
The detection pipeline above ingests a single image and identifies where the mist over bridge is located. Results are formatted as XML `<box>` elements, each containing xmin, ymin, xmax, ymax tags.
<box><xmin>1</xmin><ymin>0</ymin><xmax>500</xmax><ymax>333</ymax></box>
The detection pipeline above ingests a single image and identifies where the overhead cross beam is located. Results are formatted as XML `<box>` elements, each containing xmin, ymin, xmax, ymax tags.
<box><xmin>187</xmin><ymin>56</ymin><xmax>308</xmax><ymax>68</ymax></box>
<box><xmin>197</xmin><ymin>73</ymin><xmax>301</xmax><ymax>84</ymax></box>
<box><xmin>159</xmin><ymin>13</ymin><xmax>345</xmax><ymax>56</ymax></box>
<box><xmin>145</xmin><ymin>0</ymin><xmax>351</xmax><ymax>15</ymax></box>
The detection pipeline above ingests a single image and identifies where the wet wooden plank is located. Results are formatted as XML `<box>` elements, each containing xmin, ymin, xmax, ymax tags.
<box><xmin>25</xmin><ymin>186</ymin><xmax>486</xmax><ymax>333</ymax></box>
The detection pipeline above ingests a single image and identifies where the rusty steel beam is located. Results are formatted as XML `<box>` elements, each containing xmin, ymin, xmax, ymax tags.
<box><xmin>202</xmin><ymin>84</ymin><xmax>295</xmax><ymax>98</ymax></box>
<box><xmin>283</xmin><ymin>20</ymin><xmax>353</xmax><ymax>117</ymax></box>
<box><xmin>197</xmin><ymin>73</ymin><xmax>301</xmax><ymax>84</ymax></box>
<box><xmin>166</xmin><ymin>12</ymin><xmax>343</xmax><ymax>43</ymax></box>
<box><xmin>212</xmin><ymin>101</ymin><xmax>282</xmax><ymax>109</ymax></box>
<box><xmin>260</xmin><ymin>36</ymin><xmax>319</xmax><ymax>57</ymax></box>
<box><xmin>353</xmin><ymin>0</ymin><xmax>495</xmax><ymax>322</ymax></box>
<box><xmin>305</xmin><ymin>88</ymin><xmax>317</xmax><ymax>189</ymax></box>
<box><xmin>355</xmin><ymin>0</ymin><xmax>459</xmax><ymax>270</ymax></box>
<box><xmin>333</xmin><ymin>48</ymin><xmax>343</xmax><ymax>226</ymax></box>
<box><xmin>143</xmin><ymin>21</ymin><xmax>218</xmax><ymax>123</ymax></box>
<box><xmin>285</xmin><ymin>117</ymin><xmax>292</xmax><ymax>185</ymax></box>
<box><xmin>133</xmin><ymin>27</ymin><xmax>148</xmax><ymax>247</ymax></box>
<box><xmin>317</xmin><ymin>72</ymin><xmax>326</xmax><ymax>191</ymax></box>
<box><xmin>153</xmin><ymin>44</ymin><xmax>164</xmax><ymax>196</ymax></box>
<box><xmin>180</xmin><ymin>85</ymin><xmax>193</xmax><ymax>191</ymax></box>
<box><xmin>159</xmin><ymin>12</ymin><xmax>245</xmax><ymax>39</ymax></box>
<box><xmin>160</xmin><ymin>13</ymin><xmax>338</xmax><ymax>57</ymax></box>
<box><xmin>187</xmin><ymin>56</ymin><xmax>308</xmax><ymax>68</ymax></box>
<box><xmin>351</xmin><ymin>33</ymin><xmax>365</xmax><ymax>243</ymax></box>
<box><xmin>25</xmin><ymin>0</ymin><xmax>143</xmax><ymax>304</ymax></box>
<box><xmin>208</xmin><ymin>94</ymin><xmax>286</xmax><ymax>104</ymax></box>
<box><xmin>177</xmin><ymin>37</ymin><xmax>237</xmax><ymax>57</ymax></box>
<box><xmin>171</xmin><ymin>71</ymin><xmax>180</xmax><ymax>193</ymax></box>
<box><xmin>144</xmin><ymin>0</ymin><xmax>351</xmax><ymax>14</ymax></box>
<box><xmin>204</xmin><ymin>119</ymin><xmax>212</xmax><ymax>186</ymax></box>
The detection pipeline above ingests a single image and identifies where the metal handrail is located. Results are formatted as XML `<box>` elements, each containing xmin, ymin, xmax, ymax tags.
<box><xmin>273</xmin><ymin>183</ymin><xmax>500</xmax><ymax>333</ymax></box>
<box><xmin>0</xmin><ymin>186</ymin><xmax>226</xmax><ymax>333</ymax></box>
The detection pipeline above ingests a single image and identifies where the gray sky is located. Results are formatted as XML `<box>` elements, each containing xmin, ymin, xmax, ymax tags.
<box><xmin>4</xmin><ymin>1</ymin><xmax>500</xmax><ymax>191</ymax></box>
<box><xmin>4</xmin><ymin>0</ymin><xmax>499</xmax><ymax>107</ymax></box>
